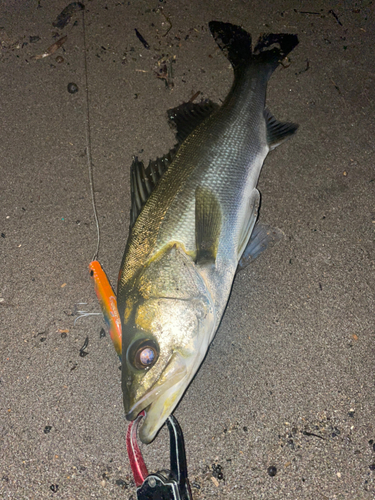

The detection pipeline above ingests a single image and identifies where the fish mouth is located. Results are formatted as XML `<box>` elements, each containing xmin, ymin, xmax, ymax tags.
<box><xmin>125</xmin><ymin>354</ymin><xmax>189</xmax><ymax>444</ymax></box>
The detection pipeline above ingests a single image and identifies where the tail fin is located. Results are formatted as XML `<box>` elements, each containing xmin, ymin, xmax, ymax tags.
<box><xmin>209</xmin><ymin>21</ymin><xmax>298</xmax><ymax>74</ymax></box>
<box><xmin>209</xmin><ymin>21</ymin><xmax>253</xmax><ymax>68</ymax></box>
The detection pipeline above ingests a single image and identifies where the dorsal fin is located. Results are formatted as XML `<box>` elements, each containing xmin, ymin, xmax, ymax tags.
<box><xmin>129</xmin><ymin>100</ymin><xmax>219</xmax><ymax>230</ymax></box>
<box><xmin>167</xmin><ymin>100</ymin><xmax>219</xmax><ymax>144</ymax></box>
<box><xmin>129</xmin><ymin>146</ymin><xmax>177</xmax><ymax>229</ymax></box>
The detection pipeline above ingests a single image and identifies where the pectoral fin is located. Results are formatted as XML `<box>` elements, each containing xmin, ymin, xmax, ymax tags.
<box><xmin>237</xmin><ymin>222</ymin><xmax>285</xmax><ymax>271</ymax></box>
<box><xmin>195</xmin><ymin>186</ymin><xmax>222</xmax><ymax>266</ymax></box>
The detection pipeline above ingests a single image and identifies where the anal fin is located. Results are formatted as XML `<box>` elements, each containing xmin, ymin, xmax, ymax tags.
<box><xmin>265</xmin><ymin>108</ymin><xmax>298</xmax><ymax>150</ymax></box>
<box><xmin>237</xmin><ymin>222</ymin><xmax>285</xmax><ymax>271</ymax></box>
<box><xmin>195</xmin><ymin>186</ymin><xmax>222</xmax><ymax>266</ymax></box>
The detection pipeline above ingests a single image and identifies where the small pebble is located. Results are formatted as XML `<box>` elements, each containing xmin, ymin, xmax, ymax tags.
<box><xmin>287</xmin><ymin>439</ymin><xmax>295</xmax><ymax>449</ymax></box>
<box><xmin>44</xmin><ymin>425</ymin><xmax>52</xmax><ymax>434</ymax></box>
<box><xmin>67</xmin><ymin>82</ymin><xmax>79</xmax><ymax>94</ymax></box>
<box><xmin>115</xmin><ymin>479</ymin><xmax>128</xmax><ymax>489</ymax></box>
<box><xmin>211</xmin><ymin>476</ymin><xmax>219</xmax><ymax>487</ymax></box>
<box><xmin>100</xmin><ymin>328</ymin><xmax>106</xmax><ymax>338</ymax></box>
<box><xmin>50</xmin><ymin>484</ymin><xmax>59</xmax><ymax>492</ymax></box>
<box><xmin>267</xmin><ymin>466</ymin><xmax>277</xmax><ymax>477</ymax></box>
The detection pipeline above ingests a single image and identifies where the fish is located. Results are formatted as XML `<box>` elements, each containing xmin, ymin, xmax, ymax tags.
<box><xmin>117</xmin><ymin>21</ymin><xmax>299</xmax><ymax>443</ymax></box>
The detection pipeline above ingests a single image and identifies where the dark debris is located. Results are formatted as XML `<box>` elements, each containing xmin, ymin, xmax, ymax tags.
<box><xmin>267</xmin><ymin>466</ymin><xmax>277</xmax><ymax>477</ymax></box>
<box><xmin>67</xmin><ymin>82</ymin><xmax>79</xmax><ymax>94</ymax></box>
<box><xmin>79</xmin><ymin>336</ymin><xmax>89</xmax><ymax>357</ymax></box>
<box><xmin>135</xmin><ymin>29</ymin><xmax>150</xmax><ymax>50</ymax></box>
<box><xmin>115</xmin><ymin>478</ymin><xmax>128</xmax><ymax>489</ymax></box>
<box><xmin>303</xmin><ymin>430</ymin><xmax>325</xmax><ymax>440</ymax></box>
<box><xmin>329</xmin><ymin>9</ymin><xmax>343</xmax><ymax>26</ymax></box>
<box><xmin>53</xmin><ymin>2</ymin><xmax>84</xmax><ymax>29</ymax></box>
<box><xmin>212</xmin><ymin>463</ymin><xmax>224</xmax><ymax>481</ymax></box>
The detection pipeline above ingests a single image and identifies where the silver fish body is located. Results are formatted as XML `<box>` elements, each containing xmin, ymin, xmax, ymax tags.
<box><xmin>118</xmin><ymin>22</ymin><xmax>299</xmax><ymax>443</ymax></box>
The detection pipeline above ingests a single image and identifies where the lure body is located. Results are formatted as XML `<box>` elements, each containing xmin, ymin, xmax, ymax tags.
<box><xmin>89</xmin><ymin>260</ymin><xmax>122</xmax><ymax>358</ymax></box>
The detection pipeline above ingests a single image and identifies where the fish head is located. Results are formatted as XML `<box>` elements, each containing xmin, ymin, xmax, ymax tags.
<box><xmin>120</xmin><ymin>244</ymin><xmax>215</xmax><ymax>443</ymax></box>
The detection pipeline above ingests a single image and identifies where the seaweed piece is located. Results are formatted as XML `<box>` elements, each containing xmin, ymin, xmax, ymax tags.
<box><xmin>31</xmin><ymin>36</ymin><xmax>67</xmax><ymax>60</ymax></box>
<box><xmin>53</xmin><ymin>2</ymin><xmax>85</xmax><ymax>29</ymax></box>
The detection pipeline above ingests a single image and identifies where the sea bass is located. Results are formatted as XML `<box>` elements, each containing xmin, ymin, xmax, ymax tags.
<box><xmin>117</xmin><ymin>21</ymin><xmax>299</xmax><ymax>443</ymax></box>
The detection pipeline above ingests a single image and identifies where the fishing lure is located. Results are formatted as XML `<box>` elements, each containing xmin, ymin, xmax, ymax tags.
<box><xmin>89</xmin><ymin>260</ymin><xmax>122</xmax><ymax>358</ymax></box>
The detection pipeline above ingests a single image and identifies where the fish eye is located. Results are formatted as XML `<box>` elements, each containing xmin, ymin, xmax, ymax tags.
<box><xmin>128</xmin><ymin>339</ymin><xmax>159</xmax><ymax>370</ymax></box>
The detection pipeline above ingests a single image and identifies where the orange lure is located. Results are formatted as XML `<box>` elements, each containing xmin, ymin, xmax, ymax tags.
<box><xmin>89</xmin><ymin>261</ymin><xmax>122</xmax><ymax>358</ymax></box>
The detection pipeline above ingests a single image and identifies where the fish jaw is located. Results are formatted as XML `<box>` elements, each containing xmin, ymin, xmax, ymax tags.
<box><xmin>121</xmin><ymin>308</ymin><xmax>214</xmax><ymax>442</ymax></box>
<box><xmin>138</xmin><ymin>376</ymin><xmax>191</xmax><ymax>444</ymax></box>
<box><xmin>123</xmin><ymin>345</ymin><xmax>209</xmax><ymax>444</ymax></box>
<box><xmin>124</xmin><ymin>350</ymin><xmax>188</xmax><ymax>422</ymax></box>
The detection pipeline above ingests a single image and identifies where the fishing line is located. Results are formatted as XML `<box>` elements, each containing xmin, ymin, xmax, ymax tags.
<box><xmin>81</xmin><ymin>8</ymin><xmax>100</xmax><ymax>262</ymax></box>
<box><xmin>80</xmin><ymin>7</ymin><xmax>123</xmax><ymax>357</ymax></box>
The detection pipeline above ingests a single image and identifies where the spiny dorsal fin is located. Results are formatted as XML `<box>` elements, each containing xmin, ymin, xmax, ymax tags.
<box><xmin>264</xmin><ymin>108</ymin><xmax>298</xmax><ymax>150</ymax></box>
<box><xmin>130</xmin><ymin>100</ymin><xmax>219</xmax><ymax>229</ymax></box>
<box><xmin>195</xmin><ymin>186</ymin><xmax>222</xmax><ymax>266</ymax></box>
<box><xmin>129</xmin><ymin>146</ymin><xmax>177</xmax><ymax>229</ymax></box>
<box><xmin>167</xmin><ymin>100</ymin><xmax>219</xmax><ymax>145</ymax></box>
